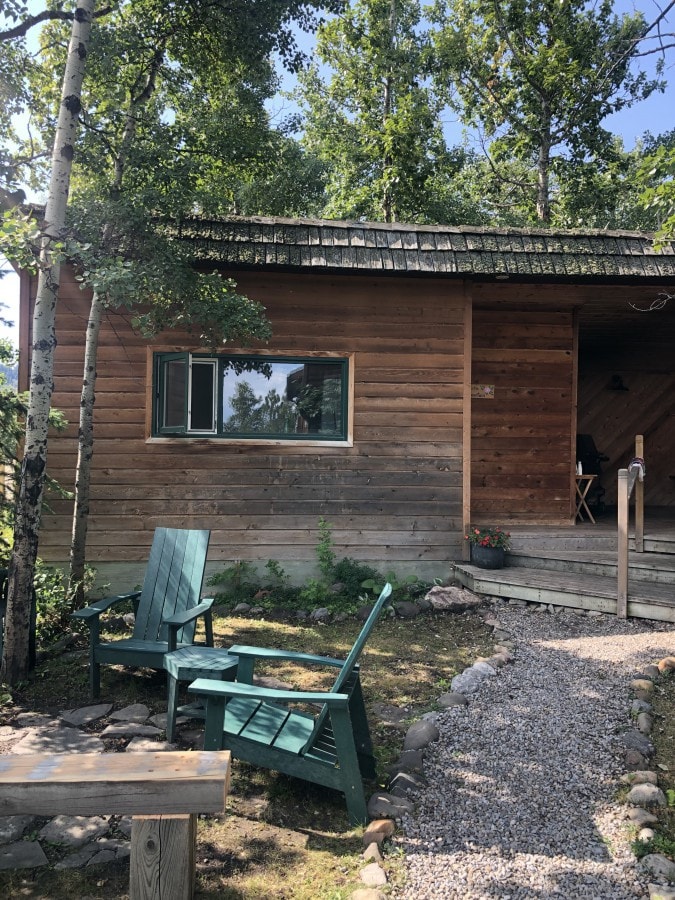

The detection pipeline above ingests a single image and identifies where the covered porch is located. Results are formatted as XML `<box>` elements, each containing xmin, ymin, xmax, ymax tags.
<box><xmin>455</xmin><ymin>509</ymin><xmax>675</xmax><ymax>623</ymax></box>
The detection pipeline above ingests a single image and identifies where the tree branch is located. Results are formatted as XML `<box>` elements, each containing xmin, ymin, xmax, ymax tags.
<box><xmin>0</xmin><ymin>4</ymin><xmax>115</xmax><ymax>41</ymax></box>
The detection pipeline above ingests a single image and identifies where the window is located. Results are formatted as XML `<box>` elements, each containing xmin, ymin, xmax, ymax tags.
<box><xmin>154</xmin><ymin>352</ymin><xmax>350</xmax><ymax>442</ymax></box>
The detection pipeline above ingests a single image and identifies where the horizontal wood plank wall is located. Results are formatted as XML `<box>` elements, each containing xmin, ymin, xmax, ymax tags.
<box><xmin>470</xmin><ymin>290</ymin><xmax>575</xmax><ymax>525</ymax></box>
<box><xmin>578</xmin><ymin>297</ymin><xmax>675</xmax><ymax>508</ymax></box>
<box><xmin>34</xmin><ymin>269</ymin><xmax>466</xmax><ymax>575</ymax></box>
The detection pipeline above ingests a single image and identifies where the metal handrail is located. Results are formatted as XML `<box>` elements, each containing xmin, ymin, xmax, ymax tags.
<box><xmin>617</xmin><ymin>435</ymin><xmax>645</xmax><ymax>618</ymax></box>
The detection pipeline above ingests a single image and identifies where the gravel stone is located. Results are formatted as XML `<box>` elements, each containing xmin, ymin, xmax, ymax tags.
<box><xmin>390</xmin><ymin>607</ymin><xmax>674</xmax><ymax>900</ymax></box>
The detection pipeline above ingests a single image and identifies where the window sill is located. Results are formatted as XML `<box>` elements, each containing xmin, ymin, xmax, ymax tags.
<box><xmin>145</xmin><ymin>436</ymin><xmax>354</xmax><ymax>448</ymax></box>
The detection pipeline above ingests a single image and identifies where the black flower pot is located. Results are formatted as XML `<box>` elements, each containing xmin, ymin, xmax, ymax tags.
<box><xmin>470</xmin><ymin>545</ymin><xmax>506</xmax><ymax>569</ymax></box>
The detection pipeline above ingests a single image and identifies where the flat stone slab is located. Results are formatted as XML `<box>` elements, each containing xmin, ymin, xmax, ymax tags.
<box><xmin>14</xmin><ymin>712</ymin><xmax>60</xmax><ymax>729</ymax></box>
<box><xmin>109</xmin><ymin>703</ymin><xmax>150</xmax><ymax>723</ymax></box>
<box><xmin>101</xmin><ymin>723</ymin><xmax>162</xmax><ymax>737</ymax></box>
<box><xmin>11</xmin><ymin>724</ymin><xmax>104</xmax><ymax>755</ymax></box>
<box><xmin>60</xmin><ymin>703</ymin><xmax>113</xmax><ymax>727</ymax></box>
<box><xmin>55</xmin><ymin>838</ymin><xmax>130</xmax><ymax>869</ymax></box>
<box><xmin>39</xmin><ymin>815</ymin><xmax>109</xmax><ymax>848</ymax></box>
<box><xmin>0</xmin><ymin>815</ymin><xmax>36</xmax><ymax>845</ymax></box>
<box><xmin>0</xmin><ymin>839</ymin><xmax>48</xmax><ymax>869</ymax></box>
<box><xmin>125</xmin><ymin>737</ymin><xmax>176</xmax><ymax>752</ymax></box>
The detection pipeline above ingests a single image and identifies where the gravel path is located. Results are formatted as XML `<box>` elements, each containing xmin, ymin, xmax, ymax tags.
<box><xmin>391</xmin><ymin>605</ymin><xmax>674</xmax><ymax>900</ymax></box>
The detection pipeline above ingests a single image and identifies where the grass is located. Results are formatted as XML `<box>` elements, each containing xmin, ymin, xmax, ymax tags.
<box><xmin>639</xmin><ymin>672</ymin><xmax>675</xmax><ymax>864</ymax></box>
<box><xmin>0</xmin><ymin>606</ymin><xmax>494</xmax><ymax>899</ymax></box>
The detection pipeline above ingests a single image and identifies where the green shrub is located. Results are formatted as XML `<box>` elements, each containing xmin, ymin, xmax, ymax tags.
<box><xmin>35</xmin><ymin>560</ymin><xmax>96</xmax><ymax>646</ymax></box>
<box><xmin>207</xmin><ymin>560</ymin><xmax>260</xmax><ymax>604</ymax></box>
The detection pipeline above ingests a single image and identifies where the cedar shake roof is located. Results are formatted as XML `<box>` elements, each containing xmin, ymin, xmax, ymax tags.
<box><xmin>173</xmin><ymin>215</ymin><xmax>675</xmax><ymax>282</ymax></box>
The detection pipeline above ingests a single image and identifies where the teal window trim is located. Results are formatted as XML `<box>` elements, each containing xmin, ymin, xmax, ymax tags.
<box><xmin>152</xmin><ymin>352</ymin><xmax>350</xmax><ymax>442</ymax></box>
<box><xmin>155</xmin><ymin>352</ymin><xmax>188</xmax><ymax>435</ymax></box>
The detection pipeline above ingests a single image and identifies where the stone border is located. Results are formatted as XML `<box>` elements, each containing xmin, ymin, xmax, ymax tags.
<box><xmin>623</xmin><ymin>655</ymin><xmax>675</xmax><ymax>900</ymax></box>
<box><xmin>353</xmin><ymin>601</ymin><xmax>513</xmax><ymax>895</ymax></box>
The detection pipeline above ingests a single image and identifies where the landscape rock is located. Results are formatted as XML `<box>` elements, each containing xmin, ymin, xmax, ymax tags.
<box><xmin>641</xmin><ymin>854</ymin><xmax>675</xmax><ymax>881</ymax></box>
<box><xmin>367</xmin><ymin>792</ymin><xmax>414</xmax><ymax>819</ymax></box>
<box><xmin>642</xmin><ymin>665</ymin><xmax>661</xmax><ymax>680</ymax></box>
<box><xmin>351</xmin><ymin>889</ymin><xmax>387</xmax><ymax>900</ymax></box>
<box><xmin>389</xmin><ymin>771</ymin><xmax>427</xmax><ymax>797</ymax></box>
<box><xmin>626</xmin><ymin>783</ymin><xmax>667</xmax><ymax>807</ymax></box>
<box><xmin>403</xmin><ymin>719</ymin><xmax>439</xmax><ymax>751</ymax></box>
<box><xmin>649</xmin><ymin>885</ymin><xmax>675</xmax><ymax>900</ymax></box>
<box><xmin>620</xmin><ymin>771</ymin><xmax>658</xmax><ymax>786</ymax></box>
<box><xmin>626</xmin><ymin>807</ymin><xmax>658</xmax><ymax>827</ymax></box>
<box><xmin>657</xmin><ymin>656</ymin><xmax>675</xmax><ymax>673</ymax></box>
<box><xmin>437</xmin><ymin>692</ymin><xmax>468</xmax><ymax>708</ymax></box>
<box><xmin>362</xmin><ymin>842</ymin><xmax>383</xmax><ymax>863</ymax></box>
<box><xmin>637</xmin><ymin>712</ymin><xmax>655</xmax><ymax>734</ymax></box>
<box><xmin>362</xmin><ymin>819</ymin><xmax>395</xmax><ymax>848</ymax></box>
<box><xmin>391</xmin><ymin>750</ymin><xmax>425</xmax><ymax>774</ymax></box>
<box><xmin>424</xmin><ymin>585</ymin><xmax>482</xmax><ymax>612</ymax></box>
<box><xmin>360</xmin><ymin>862</ymin><xmax>387</xmax><ymax>887</ymax></box>
<box><xmin>623</xmin><ymin>729</ymin><xmax>654</xmax><ymax>757</ymax></box>
<box><xmin>394</xmin><ymin>601</ymin><xmax>420</xmax><ymax>618</ymax></box>
<box><xmin>631</xmin><ymin>678</ymin><xmax>654</xmax><ymax>695</ymax></box>
<box><xmin>310</xmin><ymin>607</ymin><xmax>331</xmax><ymax>622</ymax></box>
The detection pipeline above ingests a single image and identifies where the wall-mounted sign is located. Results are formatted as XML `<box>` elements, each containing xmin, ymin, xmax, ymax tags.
<box><xmin>471</xmin><ymin>384</ymin><xmax>495</xmax><ymax>399</ymax></box>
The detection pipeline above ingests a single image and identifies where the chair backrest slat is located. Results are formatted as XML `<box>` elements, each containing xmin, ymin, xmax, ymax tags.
<box><xmin>133</xmin><ymin>529</ymin><xmax>210</xmax><ymax>642</ymax></box>
<box><xmin>302</xmin><ymin>583</ymin><xmax>391</xmax><ymax>753</ymax></box>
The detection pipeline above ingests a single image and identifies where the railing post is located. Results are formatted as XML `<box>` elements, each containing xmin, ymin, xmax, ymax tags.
<box><xmin>635</xmin><ymin>435</ymin><xmax>644</xmax><ymax>553</ymax></box>
<box><xmin>617</xmin><ymin>468</ymin><xmax>629</xmax><ymax>619</ymax></box>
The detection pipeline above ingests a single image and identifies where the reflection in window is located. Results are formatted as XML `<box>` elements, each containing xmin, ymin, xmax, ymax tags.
<box><xmin>222</xmin><ymin>361</ymin><xmax>343</xmax><ymax>437</ymax></box>
<box><xmin>154</xmin><ymin>353</ymin><xmax>348</xmax><ymax>441</ymax></box>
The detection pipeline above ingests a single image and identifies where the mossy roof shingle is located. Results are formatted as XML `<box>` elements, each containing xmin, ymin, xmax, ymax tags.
<box><xmin>172</xmin><ymin>216</ymin><xmax>675</xmax><ymax>282</ymax></box>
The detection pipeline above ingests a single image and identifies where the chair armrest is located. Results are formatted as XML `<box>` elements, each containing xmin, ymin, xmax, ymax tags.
<box><xmin>228</xmin><ymin>645</ymin><xmax>346</xmax><ymax>668</ymax></box>
<box><xmin>163</xmin><ymin>598</ymin><xmax>214</xmax><ymax>628</ymax></box>
<box><xmin>188</xmin><ymin>677</ymin><xmax>349</xmax><ymax>708</ymax></box>
<box><xmin>164</xmin><ymin>598</ymin><xmax>214</xmax><ymax>651</ymax></box>
<box><xmin>72</xmin><ymin>591</ymin><xmax>142</xmax><ymax>623</ymax></box>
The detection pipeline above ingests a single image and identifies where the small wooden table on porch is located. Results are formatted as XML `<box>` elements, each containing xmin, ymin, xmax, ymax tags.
<box><xmin>575</xmin><ymin>474</ymin><xmax>597</xmax><ymax>524</ymax></box>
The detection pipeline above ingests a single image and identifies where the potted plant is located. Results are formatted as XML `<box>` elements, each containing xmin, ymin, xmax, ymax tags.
<box><xmin>464</xmin><ymin>526</ymin><xmax>511</xmax><ymax>569</ymax></box>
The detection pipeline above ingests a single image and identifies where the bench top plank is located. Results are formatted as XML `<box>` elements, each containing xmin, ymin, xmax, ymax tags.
<box><xmin>0</xmin><ymin>751</ymin><xmax>231</xmax><ymax>817</ymax></box>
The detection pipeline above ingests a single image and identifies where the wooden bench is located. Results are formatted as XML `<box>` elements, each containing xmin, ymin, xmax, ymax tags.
<box><xmin>0</xmin><ymin>751</ymin><xmax>230</xmax><ymax>900</ymax></box>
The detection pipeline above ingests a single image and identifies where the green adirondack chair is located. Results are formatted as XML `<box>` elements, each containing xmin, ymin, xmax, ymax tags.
<box><xmin>73</xmin><ymin>528</ymin><xmax>213</xmax><ymax>698</ymax></box>
<box><xmin>188</xmin><ymin>582</ymin><xmax>392</xmax><ymax>825</ymax></box>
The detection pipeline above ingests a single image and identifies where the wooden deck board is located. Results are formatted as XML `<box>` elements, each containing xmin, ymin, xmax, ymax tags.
<box><xmin>454</xmin><ymin>563</ymin><xmax>675</xmax><ymax>622</ymax></box>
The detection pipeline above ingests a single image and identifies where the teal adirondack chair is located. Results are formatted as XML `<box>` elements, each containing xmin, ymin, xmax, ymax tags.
<box><xmin>73</xmin><ymin>528</ymin><xmax>213</xmax><ymax>698</ymax></box>
<box><xmin>189</xmin><ymin>583</ymin><xmax>392</xmax><ymax>824</ymax></box>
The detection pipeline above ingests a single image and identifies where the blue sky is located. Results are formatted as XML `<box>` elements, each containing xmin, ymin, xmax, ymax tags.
<box><xmin>2</xmin><ymin>0</ymin><xmax>673</xmax><ymax>347</ymax></box>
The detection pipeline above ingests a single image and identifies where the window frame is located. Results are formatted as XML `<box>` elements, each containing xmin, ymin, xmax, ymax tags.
<box><xmin>150</xmin><ymin>349</ymin><xmax>354</xmax><ymax>447</ymax></box>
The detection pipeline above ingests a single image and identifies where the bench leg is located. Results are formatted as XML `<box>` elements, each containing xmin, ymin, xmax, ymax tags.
<box><xmin>130</xmin><ymin>813</ymin><xmax>196</xmax><ymax>900</ymax></box>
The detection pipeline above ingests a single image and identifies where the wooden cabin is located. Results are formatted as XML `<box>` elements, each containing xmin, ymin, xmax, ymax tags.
<box><xmin>18</xmin><ymin>218</ymin><xmax>675</xmax><ymax>586</ymax></box>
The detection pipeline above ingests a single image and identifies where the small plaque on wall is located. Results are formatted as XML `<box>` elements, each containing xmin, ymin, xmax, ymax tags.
<box><xmin>471</xmin><ymin>384</ymin><xmax>495</xmax><ymax>399</ymax></box>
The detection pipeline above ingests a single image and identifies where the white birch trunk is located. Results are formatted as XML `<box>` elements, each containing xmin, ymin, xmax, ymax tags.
<box><xmin>1</xmin><ymin>0</ymin><xmax>96</xmax><ymax>685</ymax></box>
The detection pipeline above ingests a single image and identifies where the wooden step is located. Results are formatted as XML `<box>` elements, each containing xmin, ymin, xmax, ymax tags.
<box><xmin>454</xmin><ymin>563</ymin><xmax>675</xmax><ymax>623</ymax></box>
<box><xmin>507</xmin><ymin>550</ymin><xmax>675</xmax><ymax>584</ymax></box>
